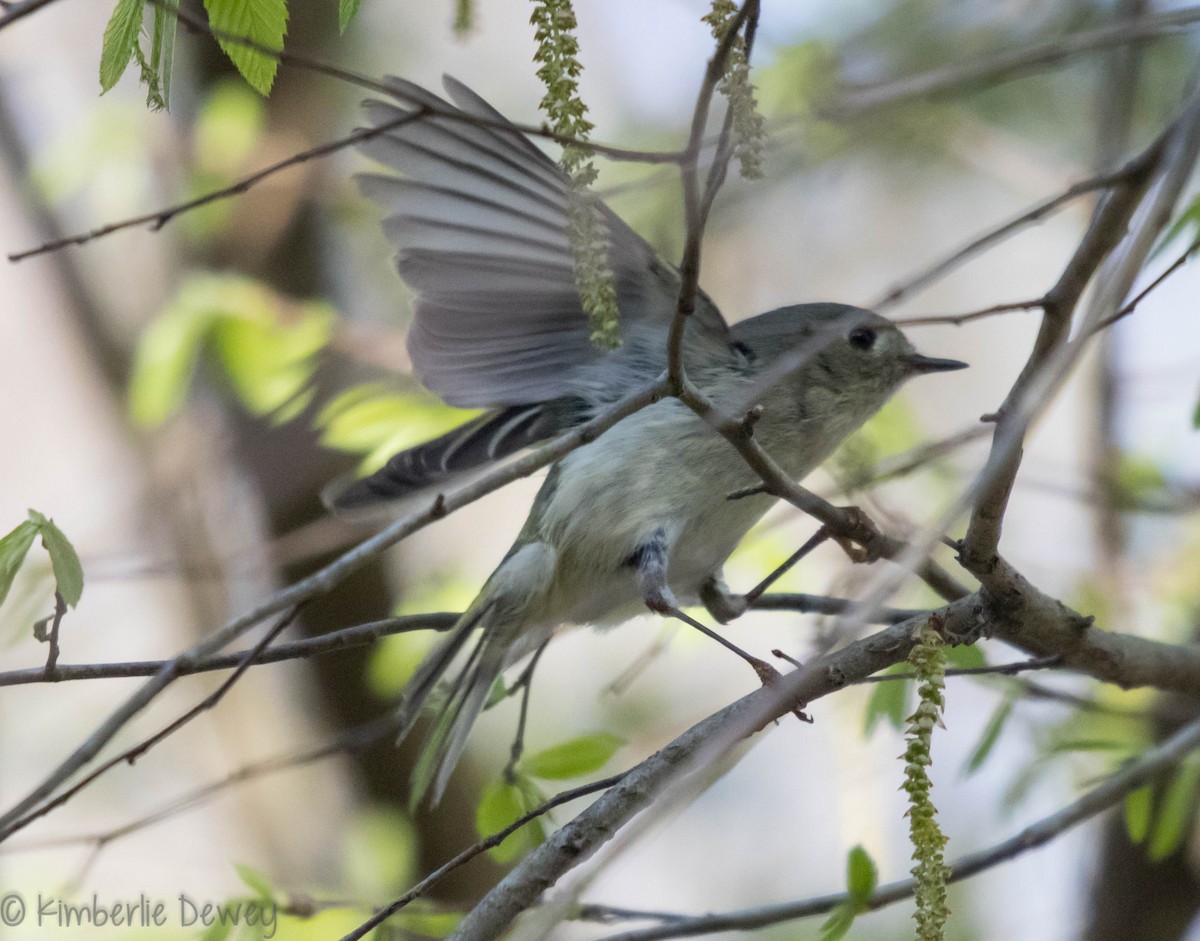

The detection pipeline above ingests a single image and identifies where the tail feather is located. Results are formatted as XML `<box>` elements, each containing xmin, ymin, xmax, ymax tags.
<box><xmin>400</xmin><ymin>541</ymin><xmax>557</xmax><ymax>807</ymax></box>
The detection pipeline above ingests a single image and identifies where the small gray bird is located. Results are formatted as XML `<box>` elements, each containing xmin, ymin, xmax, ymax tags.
<box><xmin>329</xmin><ymin>77</ymin><xmax>966</xmax><ymax>804</ymax></box>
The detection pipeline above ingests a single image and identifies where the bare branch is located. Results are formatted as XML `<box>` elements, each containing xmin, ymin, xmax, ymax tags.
<box><xmin>0</xmin><ymin>612</ymin><xmax>457</xmax><ymax>688</ymax></box>
<box><xmin>836</xmin><ymin>6</ymin><xmax>1200</xmax><ymax>115</ymax></box>
<box><xmin>8</xmin><ymin>110</ymin><xmax>428</xmax><ymax>262</ymax></box>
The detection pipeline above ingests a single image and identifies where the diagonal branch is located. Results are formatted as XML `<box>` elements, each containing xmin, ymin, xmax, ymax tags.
<box><xmin>589</xmin><ymin>712</ymin><xmax>1200</xmax><ymax>941</ymax></box>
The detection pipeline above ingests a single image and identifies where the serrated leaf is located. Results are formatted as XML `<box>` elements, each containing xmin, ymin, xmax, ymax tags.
<box><xmin>864</xmin><ymin>665</ymin><xmax>911</xmax><ymax>734</ymax></box>
<box><xmin>521</xmin><ymin>733</ymin><xmax>623</xmax><ymax>780</ymax></box>
<box><xmin>235</xmin><ymin>863</ymin><xmax>274</xmax><ymax>901</ymax></box>
<box><xmin>150</xmin><ymin>3</ymin><xmax>177</xmax><ymax>110</ymax></box>
<box><xmin>0</xmin><ymin>520</ymin><xmax>39</xmax><ymax>610</ymax></box>
<box><xmin>963</xmin><ymin>696</ymin><xmax>1014</xmax><ymax>776</ymax></box>
<box><xmin>1148</xmin><ymin>759</ymin><xmax>1200</xmax><ymax>861</ymax></box>
<box><xmin>32</xmin><ymin>514</ymin><xmax>84</xmax><ymax>608</ymax></box>
<box><xmin>845</xmin><ymin>845</ymin><xmax>877</xmax><ymax>906</ymax></box>
<box><xmin>476</xmin><ymin>780</ymin><xmax>542</xmax><ymax>863</ymax></box>
<box><xmin>338</xmin><ymin>0</ymin><xmax>362</xmax><ymax>32</ymax></box>
<box><xmin>203</xmin><ymin>0</ymin><xmax>289</xmax><ymax>96</ymax></box>
<box><xmin>818</xmin><ymin>903</ymin><xmax>856</xmax><ymax>941</ymax></box>
<box><xmin>100</xmin><ymin>0</ymin><xmax>146</xmax><ymax>92</ymax></box>
<box><xmin>1124</xmin><ymin>786</ymin><xmax>1152</xmax><ymax>844</ymax></box>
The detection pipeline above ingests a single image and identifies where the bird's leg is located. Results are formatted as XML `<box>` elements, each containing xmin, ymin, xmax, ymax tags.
<box><xmin>502</xmin><ymin>641</ymin><xmax>549</xmax><ymax>783</ymax></box>
<box><xmin>630</xmin><ymin>530</ymin><xmax>780</xmax><ymax>688</ymax></box>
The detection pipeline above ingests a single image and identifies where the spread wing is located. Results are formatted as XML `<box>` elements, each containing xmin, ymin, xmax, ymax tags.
<box><xmin>356</xmin><ymin>75</ymin><xmax>731</xmax><ymax>408</ymax></box>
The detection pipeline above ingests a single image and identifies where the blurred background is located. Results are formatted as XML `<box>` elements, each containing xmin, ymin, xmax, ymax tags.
<box><xmin>2</xmin><ymin>0</ymin><xmax>1200</xmax><ymax>938</ymax></box>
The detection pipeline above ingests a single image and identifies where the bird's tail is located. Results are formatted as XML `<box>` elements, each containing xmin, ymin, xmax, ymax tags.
<box><xmin>398</xmin><ymin>542</ymin><xmax>556</xmax><ymax>806</ymax></box>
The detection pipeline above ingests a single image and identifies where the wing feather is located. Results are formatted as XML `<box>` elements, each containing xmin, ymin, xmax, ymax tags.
<box><xmin>359</xmin><ymin>76</ymin><xmax>730</xmax><ymax>406</ymax></box>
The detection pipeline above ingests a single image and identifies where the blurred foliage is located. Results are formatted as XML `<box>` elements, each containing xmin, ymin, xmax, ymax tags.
<box><xmin>317</xmin><ymin>385</ymin><xmax>478</xmax><ymax>475</ymax></box>
<box><xmin>128</xmin><ymin>273</ymin><xmax>333</xmax><ymax>426</ymax></box>
<box><xmin>342</xmin><ymin>804</ymin><xmax>418</xmax><ymax>900</ymax></box>
<box><xmin>184</xmin><ymin>81</ymin><xmax>268</xmax><ymax>239</ymax></box>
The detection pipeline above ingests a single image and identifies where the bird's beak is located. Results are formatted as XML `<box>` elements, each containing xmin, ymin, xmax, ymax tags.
<box><xmin>904</xmin><ymin>353</ymin><xmax>969</xmax><ymax>374</ymax></box>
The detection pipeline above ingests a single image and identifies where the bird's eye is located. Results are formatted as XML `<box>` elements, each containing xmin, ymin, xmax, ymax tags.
<box><xmin>848</xmin><ymin>327</ymin><xmax>877</xmax><ymax>351</ymax></box>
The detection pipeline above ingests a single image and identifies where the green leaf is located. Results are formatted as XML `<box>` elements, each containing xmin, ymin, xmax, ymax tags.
<box><xmin>845</xmin><ymin>844</ymin><xmax>877</xmax><ymax>906</ymax></box>
<box><xmin>100</xmin><ymin>0</ymin><xmax>146</xmax><ymax>92</ymax></box>
<box><xmin>31</xmin><ymin>513</ymin><xmax>84</xmax><ymax>608</ymax></box>
<box><xmin>818</xmin><ymin>903</ymin><xmax>856</xmax><ymax>941</ymax></box>
<box><xmin>203</xmin><ymin>0</ymin><xmax>289</xmax><ymax>96</ymax></box>
<box><xmin>1148</xmin><ymin>759</ymin><xmax>1200</xmax><ymax>861</ymax></box>
<box><xmin>863</xmin><ymin>664</ymin><xmax>911</xmax><ymax>734</ymax></box>
<box><xmin>963</xmin><ymin>696</ymin><xmax>1014</xmax><ymax>776</ymax></box>
<box><xmin>476</xmin><ymin>779</ymin><xmax>543</xmax><ymax>863</ymax></box>
<box><xmin>194</xmin><ymin>80</ymin><xmax>266</xmax><ymax>176</ymax></box>
<box><xmin>1192</xmin><ymin>392</ymin><xmax>1199</xmax><ymax>430</ymax></box>
<box><xmin>0</xmin><ymin>519</ymin><xmax>39</xmax><ymax>610</ymax></box>
<box><xmin>338</xmin><ymin>0</ymin><xmax>361</xmax><ymax>33</ymax></box>
<box><xmin>235</xmin><ymin>863</ymin><xmax>274</xmax><ymax>902</ymax></box>
<box><xmin>150</xmin><ymin>2</ymin><xmax>177</xmax><ymax>110</ymax></box>
<box><xmin>1124</xmin><ymin>786</ymin><xmax>1152</xmax><ymax>844</ymax></box>
<box><xmin>521</xmin><ymin>733</ymin><xmax>623</xmax><ymax>780</ymax></box>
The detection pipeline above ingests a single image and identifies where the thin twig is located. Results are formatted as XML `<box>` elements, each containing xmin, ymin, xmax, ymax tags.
<box><xmin>1</xmin><ymin>606</ymin><xmax>302</xmax><ymax>837</ymax></box>
<box><xmin>0</xmin><ymin>612</ymin><xmax>458</xmax><ymax>688</ymax></box>
<box><xmin>894</xmin><ymin>299</ymin><xmax>1045</xmax><ymax>328</ymax></box>
<box><xmin>8</xmin><ymin>111</ymin><xmax>427</xmax><ymax>262</ymax></box>
<box><xmin>851</xmin><ymin>655</ymin><xmax>1063</xmax><ymax>684</ymax></box>
<box><xmin>836</xmin><ymin>6</ymin><xmax>1200</xmax><ymax>116</ymax></box>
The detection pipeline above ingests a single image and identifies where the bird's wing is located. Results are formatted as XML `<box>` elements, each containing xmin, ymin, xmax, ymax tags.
<box><xmin>356</xmin><ymin>75</ymin><xmax>731</xmax><ymax>408</ymax></box>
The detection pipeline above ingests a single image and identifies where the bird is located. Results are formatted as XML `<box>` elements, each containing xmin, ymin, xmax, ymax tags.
<box><xmin>326</xmin><ymin>76</ymin><xmax>968</xmax><ymax>804</ymax></box>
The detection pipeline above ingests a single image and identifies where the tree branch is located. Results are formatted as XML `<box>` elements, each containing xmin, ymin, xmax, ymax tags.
<box><xmin>588</xmin><ymin>713</ymin><xmax>1200</xmax><ymax>940</ymax></box>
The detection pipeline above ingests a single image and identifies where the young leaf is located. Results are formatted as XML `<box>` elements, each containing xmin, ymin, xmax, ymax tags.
<box><xmin>338</xmin><ymin>0</ymin><xmax>362</xmax><ymax>33</ymax></box>
<box><xmin>522</xmin><ymin>733</ymin><xmax>623</xmax><ymax>780</ymax></box>
<box><xmin>864</xmin><ymin>665</ymin><xmax>912</xmax><ymax>734</ymax></box>
<box><xmin>1148</xmin><ymin>759</ymin><xmax>1200</xmax><ymax>861</ymax></box>
<box><xmin>203</xmin><ymin>0</ymin><xmax>289</xmax><ymax>96</ymax></box>
<box><xmin>28</xmin><ymin>512</ymin><xmax>84</xmax><ymax>609</ymax></box>
<box><xmin>0</xmin><ymin>519</ymin><xmax>39</xmax><ymax>609</ymax></box>
<box><xmin>845</xmin><ymin>844</ymin><xmax>878</xmax><ymax>906</ymax></box>
<box><xmin>962</xmin><ymin>696</ymin><xmax>1014</xmax><ymax>777</ymax></box>
<box><xmin>1124</xmin><ymin>786</ymin><xmax>1152</xmax><ymax>845</ymax></box>
<box><xmin>100</xmin><ymin>0</ymin><xmax>146</xmax><ymax>92</ymax></box>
